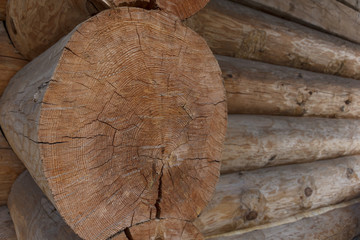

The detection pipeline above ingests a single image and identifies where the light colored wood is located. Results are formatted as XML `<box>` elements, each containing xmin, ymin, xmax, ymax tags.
<box><xmin>0</xmin><ymin>130</ymin><xmax>25</xmax><ymax>205</ymax></box>
<box><xmin>220</xmin><ymin>55</ymin><xmax>360</xmax><ymax>117</ymax></box>
<box><xmin>221</xmin><ymin>115</ymin><xmax>360</xmax><ymax>173</ymax></box>
<box><xmin>112</xmin><ymin>219</ymin><xmax>204</xmax><ymax>240</ymax></box>
<box><xmin>0</xmin><ymin>8</ymin><xmax>226</xmax><ymax>240</ymax></box>
<box><xmin>207</xmin><ymin>200</ymin><xmax>360</xmax><ymax>240</ymax></box>
<box><xmin>0</xmin><ymin>206</ymin><xmax>16</xmax><ymax>240</ymax></box>
<box><xmin>195</xmin><ymin>155</ymin><xmax>360</xmax><ymax>236</ymax></box>
<box><xmin>0</xmin><ymin>22</ymin><xmax>28</xmax><ymax>96</ymax></box>
<box><xmin>185</xmin><ymin>0</ymin><xmax>360</xmax><ymax>80</ymax></box>
<box><xmin>93</xmin><ymin>0</ymin><xmax>209</xmax><ymax>19</ymax></box>
<box><xmin>231</xmin><ymin>0</ymin><xmax>360</xmax><ymax>44</ymax></box>
<box><xmin>8</xmin><ymin>171</ymin><xmax>80</xmax><ymax>240</ymax></box>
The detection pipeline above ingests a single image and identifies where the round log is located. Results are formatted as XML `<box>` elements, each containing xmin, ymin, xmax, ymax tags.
<box><xmin>0</xmin><ymin>206</ymin><xmax>16</xmax><ymax>240</ymax></box>
<box><xmin>8</xmin><ymin>171</ymin><xmax>81</xmax><ymax>240</ymax></box>
<box><xmin>0</xmin><ymin>8</ymin><xmax>226</xmax><ymax>240</ymax></box>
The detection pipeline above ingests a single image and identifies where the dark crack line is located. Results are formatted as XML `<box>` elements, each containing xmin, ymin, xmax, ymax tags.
<box><xmin>124</xmin><ymin>228</ymin><xmax>134</xmax><ymax>240</ymax></box>
<box><xmin>155</xmin><ymin>165</ymin><xmax>164</xmax><ymax>219</ymax></box>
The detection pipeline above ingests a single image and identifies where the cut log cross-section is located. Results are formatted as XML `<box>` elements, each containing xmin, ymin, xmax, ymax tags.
<box><xmin>0</xmin><ymin>7</ymin><xmax>226</xmax><ymax>240</ymax></box>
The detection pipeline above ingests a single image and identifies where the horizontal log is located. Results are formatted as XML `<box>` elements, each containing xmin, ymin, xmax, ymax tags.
<box><xmin>337</xmin><ymin>0</ymin><xmax>360</xmax><ymax>11</ymax></box>
<box><xmin>208</xmin><ymin>199</ymin><xmax>360</xmax><ymax>240</ymax></box>
<box><xmin>231</xmin><ymin>0</ymin><xmax>360</xmax><ymax>44</ymax></box>
<box><xmin>0</xmin><ymin>205</ymin><xmax>16</xmax><ymax>240</ymax></box>
<box><xmin>195</xmin><ymin>155</ymin><xmax>360</xmax><ymax>236</ymax></box>
<box><xmin>185</xmin><ymin>0</ymin><xmax>360</xmax><ymax>80</ymax></box>
<box><xmin>0</xmin><ymin>22</ymin><xmax>28</xmax><ymax>96</ymax></box>
<box><xmin>221</xmin><ymin>115</ymin><xmax>360</xmax><ymax>173</ymax></box>
<box><xmin>0</xmin><ymin>8</ymin><xmax>226</xmax><ymax>240</ymax></box>
<box><xmin>219</xmin><ymin>55</ymin><xmax>360</xmax><ymax>117</ymax></box>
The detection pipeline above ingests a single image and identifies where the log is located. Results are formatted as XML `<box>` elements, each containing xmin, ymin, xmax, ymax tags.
<box><xmin>0</xmin><ymin>130</ymin><xmax>25</xmax><ymax>205</ymax></box>
<box><xmin>337</xmin><ymin>0</ymin><xmax>360</xmax><ymax>11</ymax></box>
<box><xmin>92</xmin><ymin>0</ymin><xmax>209</xmax><ymax>19</ymax></box>
<box><xmin>231</xmin><ymin>0</ymin><xmax>360</xmax><ymax>44</ymax></box>
<box><xmin>0</xmin><ymin>0</ymin><xmax>5</xmax><ymax>20</ymax></box>
<box><xmin>221</xmin><ymin>115</ymin><xmax>360</xmax><ymax>173</ymax></box>
<box><xmin>219</xmin><ymin>55</ymin><xmax>360</xmax><ymax>117</ymax></box>
<box><xmin>0</xmin><ymin>8</ymin><xmax>226</xmax><ymax>240</ymax></box>
<box><xmin>195</xmin><ymin>155</ymin><xmax>360</xmax><ymax>236</ymax></box>
<box><xmin>207</xmin><ymin>199</ymin><xmax>360</xmax><ymax>240</ymax></box>
<box><xmin>185</xmin><ymin>0</ymin><xmax>360</xmax><ymax>80</ymax></box>
<box><xmin>0</xmin><ymin>206</ymin><xmax>16</xmax><ymax>240</ymax></box>
<box><xmin>8</xmin><ymin>171</ymin><xmax>80</xmax><ymax>240</ymax></box>
<box><xmin>0</xmin><ymin>22</ymin><xmax>28</xmax><ymax>96</ymax></box>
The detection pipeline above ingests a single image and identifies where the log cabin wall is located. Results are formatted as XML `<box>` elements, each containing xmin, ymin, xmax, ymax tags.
<box><xmin>1</xmin><ymin>0</ymin><xmax>360</xmax><ymax>239</ymax></box>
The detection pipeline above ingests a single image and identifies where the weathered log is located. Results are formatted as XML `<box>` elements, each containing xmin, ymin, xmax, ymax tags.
<box><xmin>92</xmin><ymin>0</ymin><xmax>209</xmax><ymax>19</ymax></box>
<box><xmin>8</xmin><ymin>171</ymin><xmax>80</xmax><ymax>240</ymax></box>
<box><xmin>185</xmin><ymin>0</ymin><xmax>360</xmax><ymax>80</ymax></box>
<box><xmin>0</xmin><ymin>206</ymin><xmax>16</xmax><ymax>240</ymax></box>
<box><xmin>0</xmin><ymin>131</ymin><xmax>25</xmax><ymax>205</ymax></box>
<box><xmin>222</xmin><ymin>115</ymin><xmax>360</xmax><ymax>173</ymax></box>
<box><xmin>0</xmin><ymin>22</ymin><xmax>28</xmax><ymax>96</ymax></box>
<box><xmin>219</xmin><ymin>55</ymin><xmax>360</xmax><ymax>117</ymax></box>
<box><xmin>338</xmin><ymin>0</ymin><xmax>360</xmax><ymax>11</ymax></box>
<box><xmin>0</xmin><ymin>8</ymin><xmax>226</xmax><ymax>240</ymax></box>
<box><xmin>208</xmin><ymin>199</ymin><xmax>360</xmax><ymax>240</ymax></box>
<box><xmin>195</xmin><ymin>155</ymin><xmax>360</xmax><ymax>236</ymax></box>
<box><xmin>231</xmin><ymin>0</ymin><xmax>360</xmax><ymax>44</ymax></box>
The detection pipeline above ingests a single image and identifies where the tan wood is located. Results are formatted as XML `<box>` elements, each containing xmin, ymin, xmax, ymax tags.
<box><xmin>219</xmin><ymin>55</ymin><xmax>360</xmax><ymax>117</ymax></box>
<box><xmin>231</xmin><ymin>0</ymin><xmax>360</xmax><ymax>44</ymax></box>
<box><xmin>112</xmin><ymin>219</ymin><xmax>204</xmax><ymax>240</ymax></box>
<box><xmin>185</xmin><ymin>0</ymin><xmax>360</xmax><ymax>80</ymax></box>
<box><xmin>0</xmin><ymin>130</ymin><xmax>25</xmax><ymax>205</ymax></box>
<box><xmin>0</xmin><ymin>8</ymin><xmax>226</xmax><ymax>240</ymax></box>
<box><xmin>0</xmin><ymin>22</ymin><xmax>28</xmax><ymax>96</ymax></box>
<box><xmin>221</xmin><ymin>115</ymin><xmax>360</xmax><ymax>173</ymax></box>
<box><xmin>207</xmin><ymin>200</ymin><xmax>360</xmax><ymax>240</ymax></box>
<box><xmin>195</xmin><ymin>155</ymin><xmax>360</xmax><ymax>236</ymax></box>
<box><xmin>93</xmin><ymin>0</ymin><xmax>209</xmax><ymax>19</ymax></box>
<box><xmin>8</xmin><ymin>171</ymin><xmax>81</xmax><ymax>240</ymax></box>
<box><xmin>337</xmin><ymin>0</ymin><xmax>360</xmax><ymax>11</ymax></box>
<box><xmin>0</xmin><ymin>206</ymin><xmax>17</xmax><ymax>240</ymax></box>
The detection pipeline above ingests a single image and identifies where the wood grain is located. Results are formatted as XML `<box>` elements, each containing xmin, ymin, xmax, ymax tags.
<box><xmin>195</xmin><ymin>155</ymin><xmax>360</xmax><ymax>236</ymax></box>
<box><xmin>8</xmin><ymin>171</ymin><xmax>81</xmax><ymax>240</ymax></box>
<box><xmin>337</xmin><ymin>0</ymin><xmax>360</xmax><ymax>11</ymax></box>
<box><xmin>222</xmin><ymin>115</ymin><xmax>360</xmax><ymax>173</ymax></box>
<box><xmin>231</xmin><ymin>0</ymin><xmax>360</xmax><ymax>44</ymax></box>
<box><xmin>0</xmin><ymin>206</ymin><xmax>16</xmax><ymax>240</ymax></box>
<box><xmin>0</xmin><ymin>22</ymin><xmax>28</xmax><ymax>96</ymax></box>
<box><xmin>219</xmin><ymin>55</ymin><xmax>360</xmax><ymax>117</ymax></box>
<box><xmin>208</xmin><ymin>200</ymin><xmax>360</xmax><ymax>240</ymax></box>
<box><xmin>185</xmin><ymin>0</ymin><xmax>360</xmax><ymax>80</ymax></box>
<box><xmin>0</xmin><ymin>8</ymin><xmax>226</xmax><ymax>240</ymax></box>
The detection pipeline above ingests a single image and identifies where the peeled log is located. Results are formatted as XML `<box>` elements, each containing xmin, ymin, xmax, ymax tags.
<box><xmin>93</xmin><ymin>0</ymin><xmax>209</xmax><ymax>19</ymax></box>
<box><xmin>0</xmin><ymin>130</ymin><xmax>25</xmax><ymax>205</ymax></box>
<box><xmin>0</xmin><ymin>22</ymin><xmax>28</xmax><ymax>96</ymax></box>
<box><xmin>185</xmin><ymin>0</ymin><xmax>360</xmax><ymax>80</ymax></box>
<box><xmin>221</xmin><ymin>115</ymin><xmax>360</xmax><ymax>173</ymax></box>
<box><xmin>195</xmin><ymin>156</ymin><xmax>360</xmax><ymax>236</ymax></box>
<box><xmin>0</xmin><ymin>8</ymin><xmax>226</xmax><ymax>240</ymax></box>
<box><xmin>8</xmin><ymin>171</ymin><xmax>81</xmax><ymax>240</ymax></box>
<box><xmin>208</xmin><ymin>200</ymin><xmax>360</xmax><ymax>240</ymax></box>
<box><xmin>219</xmin><ymin>55</ymin><xmax>360</xmax><ymax>117</ymax></box>
<box><xmin>0</xmin><ymin>206</ymin><xmax>16</xmax><ymax>240</ymax></box>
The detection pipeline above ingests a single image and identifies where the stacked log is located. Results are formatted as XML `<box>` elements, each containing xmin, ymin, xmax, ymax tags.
<box><xmin>0</xmin><ymin>205</ymin><xmax>16</xmax><ymax>240</ymax></box>
<box><xmin>0</xmin><ymin>6</ymin><xmax>226</xmax><ymax>240</ymax></box>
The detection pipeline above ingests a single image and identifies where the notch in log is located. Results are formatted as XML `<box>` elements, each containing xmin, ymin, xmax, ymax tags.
<box><xmin>0</xmin><ymin>7</ymin><xmax>226</xmax><ymax>240</ymax></box>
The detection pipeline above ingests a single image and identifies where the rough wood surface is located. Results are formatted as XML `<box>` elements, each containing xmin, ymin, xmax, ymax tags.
<box><xmin>93</xmin><ymin>0</ymin><xmax>209</xmax><ymax>19</ymax></box>
<box><xmin>231</xmin><ymin>0</ymin><xmax>360</xmax><ymax>44</ymax></box>
<box><xmin>0</xmin><ymin>130</ymin><xmax>25</xmax><ymax>205</ymax></box>
<box><xmin>6</xmin><ymin>0</ymin><xmax>96</xmax><ymax>59</ymax></box>
<box><xmin>219</xmin><ymin>55</ymin><xmax>360</xmax><ymax>117</ymax></box>
<box><xmin>185</xmin><ymin>0</ymin><xmax>360</xmax><ymax>80</ymax></box>
<box><xmin>0</xmin><ymin>22</ymin><xmax>28</xmax><ymax>96</ymax></box>
<box><xmin>0</xmin><ymin>8</ymin><xmax>226</xmax><ymax>240</ymax></box>
<box><xmin>208</xmin><ymin>200</ymin><xmax>360</xmax><ymax>240</ymax></box>
<box><xmin>0</xmin><ymin>206</ymin><xmax>17</xmax><ymax>240</ymax></box>
<box><xmin>195</xmin><ymin>155</ymin><xmax>360</xmax><ymax>236</ymax></box>
<box><xmin>222</xmin><ymin>115</ymin><xmax>360</xmax><ymax>173</ymax></box>
<box><xmin>112</xmin><ymin>219</ymin><xmax>203</xmax><ymax>240</ymax></box>
<box><xmin>338</xmin><ymin>0</ymin><xmax>360</xmax><ymax>11</ymax></box>
<box><xmin>8</xmin><ymin>171</ymin><xmax>81</xmax><ymax>240</ymax></box>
